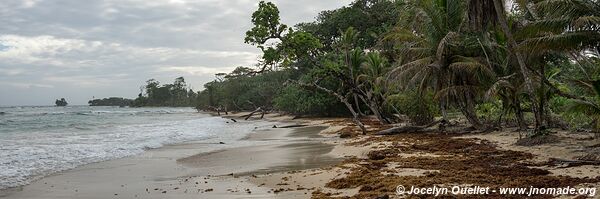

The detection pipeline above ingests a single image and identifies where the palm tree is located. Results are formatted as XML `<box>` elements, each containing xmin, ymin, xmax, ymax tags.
<box><xmin>519</xmin><ymin>0</ymin><xmax>600</xmax><ymax>56</ymax></box>
<box><xmin>356</xmin><ymin>52</ymin><xmax>394</xmax><ymax>124</ymax></box>
<box><xmin>465</xmin><ymin>0</ymin><xmax>545</xmax><ymax>132</ymax></box>
<box><xmin>339</xmin><ymin>27</ymin><xmax>365</xmax><ymax>116</ymax></box>
<box><xmin>509</xmin><ymin>0</ymin><xmax>600</xmax><ymax>130</ymax></box>
<box><xmin>387</xmin><ymin>0</ymin><xmax>496</xmax><ymax>129</ymax></box>
<box><xmin>386</xmin><ymin>0</ymin><xmax>461</xmax><ymax>121</ymax></box>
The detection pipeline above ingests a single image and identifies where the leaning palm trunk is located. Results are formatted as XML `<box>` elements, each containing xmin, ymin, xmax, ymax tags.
<box><xmin>492</xmin><ymin>0</ymin><xmax>543</xmax><ymax>132</ymax></box>
<box><xmin>459</xmin><ymin>92</ymin><xmax>484</xmax><ymax>129</ymax></box>
<box><xmin>358</xmin><ymin>94</ymin><xmax>390</xmax><ymax>125</ymax></box>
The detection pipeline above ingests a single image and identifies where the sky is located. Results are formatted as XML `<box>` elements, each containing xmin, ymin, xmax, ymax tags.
<box><xmin>0</xmin><ymin>0</ymin><xmax>353</xmax><ymax>106</ymax></box>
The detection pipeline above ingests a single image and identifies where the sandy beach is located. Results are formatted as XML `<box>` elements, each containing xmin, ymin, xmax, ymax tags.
<box><xmin>2</xmin><ymin>112</ymin><xmax>600</xmax><ymax>199</ymax></box>
<box><xmin>0</xmin><ymin>114</ymin><xmax>347</xmax><ymax>199</ymax></box>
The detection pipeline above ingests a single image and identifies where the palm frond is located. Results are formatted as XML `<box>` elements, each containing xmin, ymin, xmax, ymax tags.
<box><xmin>519</xmin><ymin>31</ymin><xmax>600</xmax><ymax>53</ymax></box>
<box><xmin>436</xmin><ymin>85</ymin><xmax>480</xmax><ymax>100</ymax></box>
<box><xmin>572</xmin><ymin>16</ymin><xmax>600</xmax><ymax>29</ymax></box>
<box><xmin>516</xmin><ymin>18</ymin><xmax>571</xmax><ymax>39</ymax></box>
<box><xmin>536</xmin><ymin>0</ymin><xmax>600</xmax><ymax>19</ymax></box>
<box><xmin>436</xmin><ymin>32</ymin><xmax>459</xmax><ymax>62</ymax></box>
<box><xmin>485</xmin><ymin>80</ymin><xmax>514</xmax><ymax>100</ymax></box>
<box><xmin>567</xmin><ymin>99</ymin><xmax>600</xmax><ymax>115</ymax></box>
<box><xmin>449</xmin><ymin>56</ymin><xmax>495</xmax><ymax>80</ymax></box>
<box><xmin>388</xmin><ymin>56</ymin><xmax>434</xmax><ymax>83</ymax></box>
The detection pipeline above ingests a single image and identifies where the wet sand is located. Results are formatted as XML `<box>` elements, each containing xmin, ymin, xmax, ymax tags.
<box><xmin>0</xmin><ymin>122</ymin><xmax>341</xmax><ymax>199</ymax></box>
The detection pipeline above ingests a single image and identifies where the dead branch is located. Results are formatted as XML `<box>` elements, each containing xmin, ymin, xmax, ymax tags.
<box><xmin>244</xmin><ymin>107</ymin><xmax>264</xmax><ymax>120</ymax></box>
<box><xmin>375</xmin><ymin>120</ymin><xmax>441</xmax><ymax>135</ymax></box>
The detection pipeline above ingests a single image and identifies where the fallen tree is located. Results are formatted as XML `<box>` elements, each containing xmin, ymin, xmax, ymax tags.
<box><xmin>375</xmin><ymin>120</ymin><xmax>441</xmax><ymax>135</ymax></box>
<box><xmin>242</xmin><ymin>107</ymin><xmax>266</xmax><ymax>120</ymax></box>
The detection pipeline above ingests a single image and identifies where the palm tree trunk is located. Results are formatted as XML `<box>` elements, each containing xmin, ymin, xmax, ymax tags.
<box><xmin>344</xmin><ymin>100</ymin><xmax>368</xmax><ymax>135</ymax></box>
<box><xmin>353</xmin><ymin>94</ymin><xmax>364</xmax><ymax>116</ymax></box>
<box><xmin>492</xmin><ymin>0</ymin><xmax>543</xmax><ymax>133</ymax></box>
<box><xmin>514</xmin><ymin>96</ymin><xmax>527</xmax><ymax>131</ymax></box>
<box><xmin>309</xmin><ymin>82</ymin><xmax>368</xmax><ymax>134</ymax></box>
<box><xmin>358</xmin><ymin>94</ymin><xmax>390</xmax><ymax>125</ymax></box>
<box><xmin>345</xmin><ymin>48</ymin><xmax>364</xmax><ymax>117</ymax></box>
<box><xmin>440</xmin><ymin>99</ymin><xmax>448</xmax><ymax>122</ymax></box>
<box><xmin>463</xmin><ymin>93</ymin><xmax>483</xmax><ymax>129</ymax></box>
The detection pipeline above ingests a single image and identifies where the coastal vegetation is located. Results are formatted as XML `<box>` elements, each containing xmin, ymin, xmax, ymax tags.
<box><xmin>195</xmin><ymin>0</ymin><xmax>600</xmax><ymax>137</ymax></box>
<box><xmin>88</xmin><ymin>97</ymin><xmax>133</xmax><ymax>107</ymax></box>
<box><xmin>55</xmin><ymin>98</ymin><xmax>68</xmax><ymax>106</ymax></box>
<box><xmin>131</xmin><ymin>77</ymin><xmax>199</xmax><ymax>107</ymax></box>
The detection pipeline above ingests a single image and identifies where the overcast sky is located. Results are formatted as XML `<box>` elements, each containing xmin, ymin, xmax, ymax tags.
<box><xmin>0</xmin><ymin>0</ymin><xmax>353</xmax><ymax>106</ymax></box>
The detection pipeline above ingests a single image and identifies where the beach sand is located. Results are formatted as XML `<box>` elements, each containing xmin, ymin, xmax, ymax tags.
<box><xmin>0</xmin><ymin>115</ymin><xmax>345</xmax><ymax>199</ymax></box>
<box><xmin>3</xmin><ymin>112</ymin><xmax>600</xmax><ymax>199</ymax></box>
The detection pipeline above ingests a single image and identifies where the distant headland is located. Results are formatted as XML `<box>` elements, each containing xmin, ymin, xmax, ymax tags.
<box><xmin>88</xmin><ymin>97</ymin><xmax>133</xmax><ymax>107</ymax></box>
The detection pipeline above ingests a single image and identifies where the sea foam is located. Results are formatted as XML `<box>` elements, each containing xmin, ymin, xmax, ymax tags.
<box><xmin>0</xmin><ymin>106</ymin><xmax>268</xmax><ymax>189</ymax></box>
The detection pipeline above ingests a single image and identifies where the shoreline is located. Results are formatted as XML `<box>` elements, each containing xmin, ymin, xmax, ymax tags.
<box><xmin>2</xmin><ymin>111</ymin><xmax>599</xmax><ymax>198</ymax></box>
<box><xmin>1</xmin><ymin>113</ymin><xmax>347</xmax><ymax>199</ymax></box>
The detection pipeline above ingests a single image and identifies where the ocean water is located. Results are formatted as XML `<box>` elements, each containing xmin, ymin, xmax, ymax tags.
<box><xmin>0</xmin><ymin>106</ymin><xmax>272</xmax><ymax>190</ymax></box>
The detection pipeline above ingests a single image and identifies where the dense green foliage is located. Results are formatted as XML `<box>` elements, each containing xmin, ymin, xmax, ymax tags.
<box><xmin>55</xmin><ymin>98</ymin><xmax>68</xmax><ymax>106</ymax></box>
<box><xmin>387</xmin><ymin>91</ymin><xmax>438</xmax><ymax>125</ymax></box>
<box><xmin>88</xmin><ymin>97</ymin><xmax>133</xmax><ymax>107</ymax></box>
<box><xmin>193</xmin><ymin>0</ymin><xmax>600</xmax><ymax>135</ymax></box>
<box><xmin>132</xmin><ymin>77</ymin><xmax>198</xmax><ymax>107</ymax></box>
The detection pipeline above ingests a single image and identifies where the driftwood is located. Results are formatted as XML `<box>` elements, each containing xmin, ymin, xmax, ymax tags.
<box><xmin>277</xmin><ymin>124</ymin><xmax>308</xmax><ymax>128</ymax></box>
<box><xmin>208</xmin><ymin>106</ymin><xmax>228</xmax><ymax>116</ymax></box>
<box><xmin>446</xmin><ymin>125</ymin><xmax>499</xmax><ymax>135</ymax></box>
<box><xmin>243</xmin><ymin>107</ymin><xmax>265</xmax><ymax>120</ymax></box>
<box><xmin>375</xmin><ymin>120</ymin><xmax>441</xmax><ymax>135</ymax></box>
<box><xmin>548</xmin><ymin>158</ymin><xmax>600</xmax><ymax>168</ymax></box>
<box><xmin>375</xmin><ymin>120</ymin><xmax>498</xmax><ymax>136</ymax></box>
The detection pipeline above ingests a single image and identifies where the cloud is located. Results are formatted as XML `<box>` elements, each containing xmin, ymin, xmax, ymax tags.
<box><xmin>0</xmin><ymin>0</ymin><xmax>353</xmax><ymax>105</ymax></box>
<box><xmin>158</xmin><ymin>66</ymin><xmax>236</xmax><ymax>76</ymax></box>
<box><xmin>0</xmin><ymin>81</ymin><xmax>54</xmax><ymax>89</ymax></box>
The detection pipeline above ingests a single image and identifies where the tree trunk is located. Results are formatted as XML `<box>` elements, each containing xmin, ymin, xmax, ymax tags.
<box><xmin>353</xmin><ymin>94</ymin><xmax>364</xmax><ymax>116</ymax></box>
<box><xmin>514</xmin><ymin>97</ymin><xmax>527</xmax><ymax>131</ymax></box>
<box><xmin>346</xmin><ymin>101</ymin><xmax>368</xmax><ymax>135</ymax></box>
<box><xmin>305</xmin><ymin>82</ymin><xmax>368</xmax><ymax>134</ymax></box>
<box><xmin>539</xmin><ymin>64</ymin><xmax>548</xmax><ymax>128</ymax></box>
<box><xmin>358</xmin><ymin>95</ymin><xmax>390</xmax><ymax>125</ymax></box>
<box><xmin>462</xmin><ymin>93</ymin><xmax>484</xmax><ymax>129</ymax></box>
<box><xmin>493</xmin><ymin>0</ymin><xmax>543</xmax><ymax>132</ymax></box>
<box><xmin>340</xmin><ymin>94</ymin><xmax>368</xmax><ymax>134</ymax></box>
<box><xmin>440</xmin><ymin>99</ymin><xmax>448</xmax><ymax>122</ymax></box>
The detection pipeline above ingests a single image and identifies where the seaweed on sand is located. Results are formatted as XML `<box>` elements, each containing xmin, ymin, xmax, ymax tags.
<box><xmin>314</xmin><ymin>132</ymin><xmax>600</xmax><ymax>199</ymax></box>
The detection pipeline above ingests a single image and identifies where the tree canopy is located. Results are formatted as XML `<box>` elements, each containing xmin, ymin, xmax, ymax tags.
<box><xmin>192</xmin><ymin>0</ymin><xmax>600</xmax><ymax>136</ymax></box>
